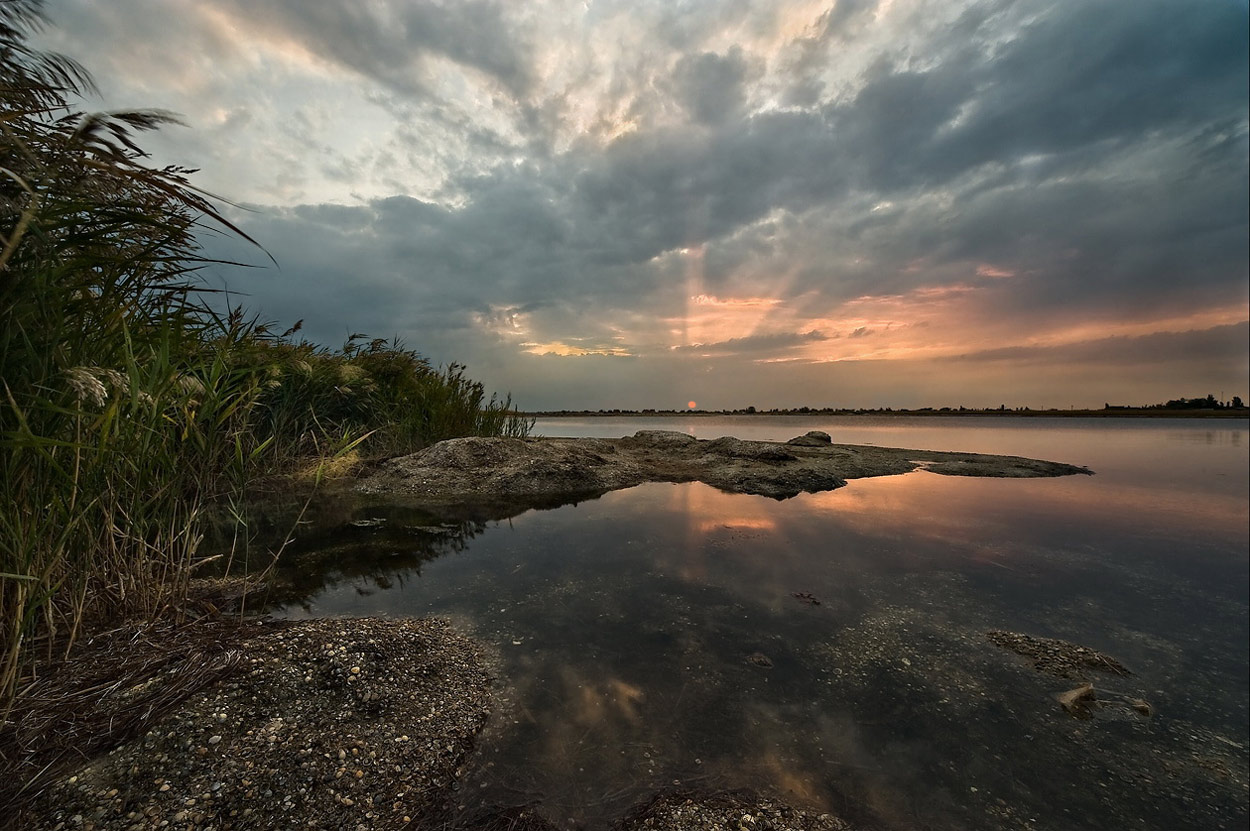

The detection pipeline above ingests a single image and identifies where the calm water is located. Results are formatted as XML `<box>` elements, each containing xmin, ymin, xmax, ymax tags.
<box><xmin>270</xmin><ymin>417</ymin><xmax>1249</xmax><ymax>830</ymax></box>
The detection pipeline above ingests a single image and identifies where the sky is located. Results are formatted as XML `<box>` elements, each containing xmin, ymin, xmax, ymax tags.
<box><xmin>35</xmin><ymin>0</ymin><xmax>1250</xmax><ymax>410</ymax></box>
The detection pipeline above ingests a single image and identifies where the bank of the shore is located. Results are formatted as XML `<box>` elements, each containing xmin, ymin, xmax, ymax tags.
<box><xmin>8</xmin><ymin>617</ymin><xmax>490</xmax><ymax>830</ymax></box>
<box><xmin>6</xmin><ymin>614</ymin><xmax>857</xmax><ymax>831</ymax></box>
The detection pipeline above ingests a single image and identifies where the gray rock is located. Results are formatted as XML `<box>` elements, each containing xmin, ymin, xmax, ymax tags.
<box><xmin>356</xmin><ymin>433</ymin><xmax>1090</xmax><ymax>507</ymax></box>
<box><xmin>703</xmin><ymin>436</ymin><xmax>797</xmax><ymax>462</ymax></box>
<box><xmin>628</xmin><ymin>429</ymin><xmax>696</xmax><ymax>446</ymax></box>
<box><xmin>786</xmin><ymin>430</ymin><xmax>832</xmax><ymax>446</ymax></box>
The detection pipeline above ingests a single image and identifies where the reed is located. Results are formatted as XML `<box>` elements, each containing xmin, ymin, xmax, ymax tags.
<box><xmin>0</xmin><ymin>1</ymin><xmax>528</xmax><ymax>715</ymax></box>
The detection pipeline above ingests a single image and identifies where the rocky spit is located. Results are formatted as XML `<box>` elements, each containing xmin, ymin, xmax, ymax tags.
<box><xmin>356</xmin><ymin>430</ymin><xmax>1091</xmax><ymax>506</ymax></box>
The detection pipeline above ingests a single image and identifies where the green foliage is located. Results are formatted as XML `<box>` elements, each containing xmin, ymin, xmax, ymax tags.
<box><xmin>245</xmin><ymin>331</ymin><xmax>530</xmax><ymax>460</ymax></box>
<box><xmin>0</xmin><ymin>1</ymin><xmax>527</xmax><ymax>713</ymax></box>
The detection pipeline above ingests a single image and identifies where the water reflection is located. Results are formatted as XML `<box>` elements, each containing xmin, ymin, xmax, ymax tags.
<box><xmin>250</xmin><ymin>420</ymin><xmax>1248</xmax><ymax>830</ymax></box>
<box><xmin>1166</xmin><ymin>428</ymin><xmax>1243</xmax><ymax>446</ymax></box>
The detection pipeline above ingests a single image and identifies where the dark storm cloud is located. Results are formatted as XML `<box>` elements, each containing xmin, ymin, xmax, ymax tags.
<box><xmin>947</xmin><ymin>322</ymin><xmax>1250</xmax><ymax>368</ymax></box>
<box><xmin>844</xmin><ymin>0</ymin><xmax>1249</xmax><ymax>192</ymax></box>
<box><xmin>557</xmin><ymin>0</ymin><xmax>1248</xmax><ymax>314</ymax></box>
<box><xmin>667</xmin><ymin>48</ymin><xmax>752</xmax><ymax>125</ymax></box>
<box><xmin>566</xmin><ymin>109</ymin><xmax>847</xmax><ymax>266</ymax></box>
<box><xmin>217</xmin><ymin>0</ymin><xmax>1247</xmax><ymax>380</ymax></box>
<box><xmin>810</xmin><ymin>0</ymin><xmax>1249</xmax><ymax>283</ymax></box>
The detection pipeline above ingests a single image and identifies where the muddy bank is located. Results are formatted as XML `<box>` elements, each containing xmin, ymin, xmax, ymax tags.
<box><xmin>356</xmin><ymin>430</ymin><xmax>1091</xmax><ymax>505</ymax></box>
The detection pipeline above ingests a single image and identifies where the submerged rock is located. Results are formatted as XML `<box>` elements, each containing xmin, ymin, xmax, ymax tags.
<box><xmin>987</xmin><ymin>630</ymin><xmax>1131</xmax><ymax>678</ymax></box>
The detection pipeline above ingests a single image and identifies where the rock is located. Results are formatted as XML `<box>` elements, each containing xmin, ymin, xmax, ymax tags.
<box><xmin>703</xmin><ymin>436</ymin><xmax>797</xmax><ymax>462</ymax></box>
<box><xmin>355</xmin><ymin>434</ymin><xmax>1092</xmax><ymax>508</ymax></box>
<box><xmin>1055</xmin><ymin>683</ymin><xmax>1156</xmax><ymax>721</ymax></box>
<box><xmin>628</xmin><ymin>429</ymin><xmax>696</xmax><ymax>446</ymax></box>
<box><xmin>987</xmin><ymin>630</ymin><xmax>1130</xmax><ymax>678</ymax></box>
<box><xmin>1057</xmin><ymin>683</ymin><xmax>1097</xmax><ymax>718</ymax></box>
<box><xmin>786</xmin><ymin>430</ymin><xmax>832</xmax><ymax>446</ymax></box>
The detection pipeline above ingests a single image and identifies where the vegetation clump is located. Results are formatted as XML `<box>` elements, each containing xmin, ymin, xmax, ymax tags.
<box><xmin>0</xmin><ymin>0</ymin><xmax>527</xmax><ymax>713</ymax></box>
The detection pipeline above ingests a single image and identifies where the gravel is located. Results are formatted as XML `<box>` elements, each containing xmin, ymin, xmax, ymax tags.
<box><xmin>613</xmin><ymin>790</ymin><xmax>853</xmax><ymax>831</ymax></box>
<box><xmin>23</xmin><ymin>617</ymin><xmax>491</xmax><ymax>831</ymax></box>
<box><xmin>11</xmin><ymin>615</ymin><xmax>864</xmax><ymax>831</ymax></box>
<box><xmin>986</xmin><ymin>630</ymin><xmax>1132</xmax><ymax>678</ymax></box>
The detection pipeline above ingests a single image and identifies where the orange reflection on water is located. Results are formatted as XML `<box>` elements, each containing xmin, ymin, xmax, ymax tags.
<box><xmin>695</xmin><ymin>517</ymin><xmax>778</xmax><ymax>533</ymax></box>
<box><xmin>756</xmin><ymin>749</ymin><xmax>826</xmax><ymax>806</ymax></box>
<box><xmin>801</xmin><ymin>467</ymin><xmax>1249</xmax><ymax>549</ymax></box>
<box><xmin>666</xmin><ymin>483</ymin><xmax>788</xmax><ymax>584</ymax></box>
<box><xmin>800</xmin><ymin>472</ymin><xmax>1013</xmax><ymax>567</ymax></box>
<box><xmin>565</xmin><ymin>672</ymin><xmax>647</xmax><ymax>729</ymax></box>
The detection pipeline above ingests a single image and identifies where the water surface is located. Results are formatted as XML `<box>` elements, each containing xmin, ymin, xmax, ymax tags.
<box><xmin>271</xmin><ymin>417</ymin><xmax>1249</xmax><ymax>829</ymax></box>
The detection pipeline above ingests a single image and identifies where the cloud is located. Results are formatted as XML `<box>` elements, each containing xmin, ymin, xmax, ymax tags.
<box><xmin>946</xmin><ymin>322</ymin><xmax>1250</xmax><ymax>369</ymax></box>
<box><xmin>667</xmin><ymin>47</ymin><xmax>752</xmax><ymax>125</ymax></box>
<box><xmin>36</xmin><ymin>0</ymin><xmax>1250</xmax><ymax>408</ymax></box>
<box><xmin>671</xmin><ymin>330</ymin><xmax>828</xmax><ymax>357</ymax></box>
<box><xmin>207</xmin><ymin>0</ymin><xmax>534</xmax><ymax>98</ymax></box>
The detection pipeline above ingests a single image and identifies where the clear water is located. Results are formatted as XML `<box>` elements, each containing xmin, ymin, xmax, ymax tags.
<box><xmin>269</xmin><ymin>417</ymin><xmax>1249</xmax><ymax>830</ymax></box>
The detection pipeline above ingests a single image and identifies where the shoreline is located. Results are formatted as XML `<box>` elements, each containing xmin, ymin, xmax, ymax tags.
<box><xmin>525</xmin><ymin>409</ymin><xmax>1250</xmax><ymax>419</ymax></box>
<box><xmin>6</xmin><ymin>431</ymin><xmax>1097</xmax><ymax>830</ymax></box>
<box><xmin>9</xmin><ymin>615</ymin><xmax>854</xmax><ymax>831</ymax></box>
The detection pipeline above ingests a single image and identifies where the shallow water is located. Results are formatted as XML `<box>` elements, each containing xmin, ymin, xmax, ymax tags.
<box><xmin>270</xmin><ymin>417</ymin><xmax>1249</xmax><ymax>829</ymax></box>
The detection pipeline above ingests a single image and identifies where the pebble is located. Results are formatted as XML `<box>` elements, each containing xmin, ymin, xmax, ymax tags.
<box><xmin>26</xmin><ymin>619</ymin><xmax>491</xmax><ymax>831</ymax></box>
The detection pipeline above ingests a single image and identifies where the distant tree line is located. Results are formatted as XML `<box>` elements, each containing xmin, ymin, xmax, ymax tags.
<box><xmin>535</xmin><ymin>397</ymin><xmax>1249</xmax><ymax>417</ymax></box>
<box><xmin>1106</xmin><ymin>395</ymin><xmax>1245</xmax><ymax>411</ymax></box>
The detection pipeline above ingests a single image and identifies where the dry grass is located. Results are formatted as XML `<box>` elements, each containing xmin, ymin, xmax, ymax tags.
<box><xmin>0</xmin><ymin>618</ymin><xmax>270</xmax><ymax>823</ymax></box>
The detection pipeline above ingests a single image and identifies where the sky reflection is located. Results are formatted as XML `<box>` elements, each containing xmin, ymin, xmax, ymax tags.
<box><xmin>270</xmin><ymin>419</ymin><xmax>1248</xmax><ymax>828</ymax></box>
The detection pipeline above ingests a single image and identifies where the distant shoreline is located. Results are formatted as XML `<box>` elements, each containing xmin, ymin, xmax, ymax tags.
<box><xmin>526</xmin><ymin>408</ymin><xmax>1250</xmax><ymax>419</ymax></box>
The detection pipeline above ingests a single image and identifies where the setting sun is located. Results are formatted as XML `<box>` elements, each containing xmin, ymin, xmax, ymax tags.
<box><xmin>687</xmin><ymin>401</ymin><xmax>697</xmax><ymax>409</ymax></box>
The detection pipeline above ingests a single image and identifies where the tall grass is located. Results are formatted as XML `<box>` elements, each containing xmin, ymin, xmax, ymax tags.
<box><xmin>248</xmin><ymin>331</ymin><xmax>531</xmax><ymax>461</ymax></box>
<box><xmin>0</xmin><ymin>1</ymin><xmax>528</xmax><ymax>715</ymax></box>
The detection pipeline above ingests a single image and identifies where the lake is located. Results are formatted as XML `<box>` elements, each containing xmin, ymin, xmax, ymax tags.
<box><xmin>269</xmin><ymin>416</ymin><xmax>1249</xmax><ymax>830</ymax></box>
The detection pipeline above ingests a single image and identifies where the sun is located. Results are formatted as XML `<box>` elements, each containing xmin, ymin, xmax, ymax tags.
<box><xmin>687</xmin><ymin>400</ymin><xmax>697</xmax><ymax>409</ymax></box>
